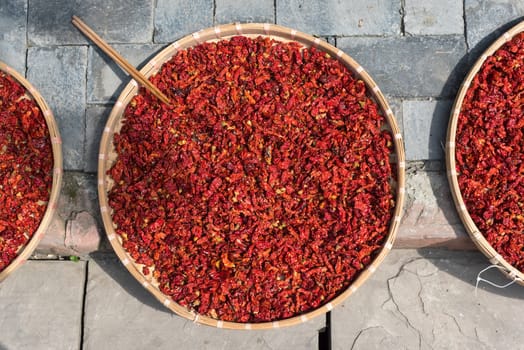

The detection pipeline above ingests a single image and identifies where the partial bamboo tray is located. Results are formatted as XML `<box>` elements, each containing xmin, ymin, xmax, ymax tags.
<box><xmin>98</xmin><ymin>23</ymin><xmax>406</xmax><ymax>329</ymax></box>
<box><xmin>446</xmin><ymin>20</ymin><xmax>524</xmax><ymax>286</ymax></box>
<box><xmin>0</xmin><ymin>62</ymin><xmax>63</xmax><ymax>283</ymax></box>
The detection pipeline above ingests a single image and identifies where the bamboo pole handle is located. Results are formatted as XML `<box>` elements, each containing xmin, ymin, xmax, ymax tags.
<box><xmin>71</xmin><ymin>15</ymin><xmax>171</xmax><ymax>105</ymax></box>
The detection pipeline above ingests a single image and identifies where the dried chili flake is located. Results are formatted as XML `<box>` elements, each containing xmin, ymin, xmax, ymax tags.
<box><xmin>108</xmin><ymin>36</ymin><xmax>395</xmax><ymax>322</ymax></box>
<box><xmin>0</xmin><ymin>71</ymin><xmax>53</xmax><ymax>272</ymax></box>
<box><xmin>456</xmin><ymin>32</ymin><xmax>524</xmax><ymax>272</ymax></box>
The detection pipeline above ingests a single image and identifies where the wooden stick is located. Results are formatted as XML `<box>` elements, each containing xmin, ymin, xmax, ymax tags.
<box><xmin>71</xmin><ymin>15</ymin><xmax>171</xmax><ymax>105</ymax></box>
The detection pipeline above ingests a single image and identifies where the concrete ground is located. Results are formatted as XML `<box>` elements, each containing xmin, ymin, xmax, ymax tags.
<box><xmin>1</xmin><ymin>249</ymin><xmax>523</xmax><ymax>350</ymax></box>
<box><xmin>0</xmin><ymin>0</ymin><xmax>523</xmax><ymax>349</ymax></box>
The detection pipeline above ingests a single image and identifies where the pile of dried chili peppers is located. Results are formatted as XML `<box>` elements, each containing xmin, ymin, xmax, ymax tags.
<box><xmin>0</xmin><ymin>71</ymin><xmax>53</xmax><ymax>272</ymax></box>
<box><xmin>109</xmin><ymin>36</ymin><xmax>395</xmax><ymax>322</ymax></box>
<box><xmin>456</xmin><ymin>32</ymin><xmax>524</xmax><ymax>272</ymax></box>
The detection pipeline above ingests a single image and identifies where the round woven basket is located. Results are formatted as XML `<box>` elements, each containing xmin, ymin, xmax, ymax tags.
<box><xmin>446</xmin><ymin>20</ymin><xmax>524</xmax><ymax>286</ymax></box>
<box><xmin>0</xmin><ymin>62</ymin><xmax>63</xmax><ymax>283</ymax></box>
<box><xmin>98</xmin><ymin>23</ymin><xmax>406</xmax><ymax>329</ymax></box>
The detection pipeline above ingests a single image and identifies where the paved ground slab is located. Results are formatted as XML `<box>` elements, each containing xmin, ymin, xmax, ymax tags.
<box><xmin>332</xmin><ymin>249</ymin><xmax>523</xmax><ymax>349</ymax></box>
<box><xmin>0</xmin><ymin>261</ymin><xmax>86</xmax><ymax>350</ymax></box>
<box><xmin>1</xmin><ymin>250</ymin><xmax>522</xmax><ymax>349</ymax></box>
<box><xmin>83</xmin><ymin>256</ymin><xmax>325</xmax><ymax>350</ymax></box>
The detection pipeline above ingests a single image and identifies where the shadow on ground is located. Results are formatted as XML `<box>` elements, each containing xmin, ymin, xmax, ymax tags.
<box><xmin>426</xmin><ymin>25</ymin><xmax>469</xmax><ymax>237</ymax></box>
<box><xmin>467</xmin><ymin>17</ymin><xmax>524</xmax><ymax>64</ymax></box>
<box><xmin>416</xmin><ymin>248</ymin><xmax>524</xmax><ymax>301</ymax></box>
<box><xmin>89</xmin><ymin>251</ymin><xmax>171</xmax><ymax>314</ymax></box>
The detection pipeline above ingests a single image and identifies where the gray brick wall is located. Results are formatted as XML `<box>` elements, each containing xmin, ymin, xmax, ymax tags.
<box><xmin>0</xmin><ymin>0</ymin><xmax>27</xmax><ymax>73</ymax></box>
<box><xmin>27</xmin><ymin>46</ymin><xmax>87</xmax><ymax>170</ymax></box>
<box><xmin>87</xmin><ymin>43</ymin><xmax>164</xmax><ymax>103</ymax></box>
<box><xmin>216</xmin><ymin>0</ymin><xmax>274</xmax><ymax>24</ymax></box>
<box><xmin>277</xmin><ymin>0</ymin><xmax>401</xmax><ymax>36</ymax></box>
<box><xmin>337</xmin><ymin>36</ymin><xmax>467</xmax><ymax>98</ymax></box>
<box><xmin>2</xmin><ymin>0</ymin><xmax>520</xmax><ymax>171</ymax></box>
<box><xmin>465</xmin><ymin>0</ymin><xmax>524</xmax><ymax>51</ymax></box>
<box><xmin>154</xmin><ymin>0</ymin><xmax>213</xmax><ymax>43</ymax></box>
<box><xmin>28</xmin><ymin>0</ymin><xmax>154</xmax><ymax>45</ymax></box>
<box><xmin>403</xmin><ymin>99</ymin><xmax>453</xmax><ymax>160</ymax></box>
<box><xmin>404</xmin><ymin>0</ymin><xmax>464</xmax><ymax>35</ymax></box>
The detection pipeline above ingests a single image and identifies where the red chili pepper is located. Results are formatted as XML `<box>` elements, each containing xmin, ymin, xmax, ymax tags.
<box><xmin>456</xmin><ymin>32</ymin><xmax>524</xmax><ymax>272</ymax></box>
<box><xmin>109</xmin><ymin>36</ymin><xmax>395</xmax><ymax>322</ymax></box>
<box><xmin>0</xmin><ymin>71</ymin><xmax>53</xmax><ymax>272</ymax></box>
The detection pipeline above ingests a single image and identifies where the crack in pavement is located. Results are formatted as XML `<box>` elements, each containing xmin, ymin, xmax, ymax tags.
<box><xmin>441</xmin><ymin>312</ymin><xmax>491</xmax><ymax>349</ymax></box>
<box><xmin>382</xmin><ymin>257</ymin><xmax>436</xmax><ymax>350</ymax></box>
<box><xmin>474</xmin><ymin>327</ymin><xmax>491</xmax><ymax>350</ymax></box>
<box><xmin>443</xmin><ymin>311</ymin><xmax>464</xmax><ymax>335</ymax></box>
<box><xmin>349</xmin><ymin>326</ymin><xmax>388</xmax><ymax>350</ymax></box>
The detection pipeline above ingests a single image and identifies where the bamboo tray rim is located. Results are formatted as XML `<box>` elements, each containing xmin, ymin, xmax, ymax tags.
<box><xmin>98</xmin><ymin>22</ymin><xmax>406</xmax><ymax>329</ymax></box>
<box><xmin>0</xmin><ymin>61</ymin><xmax>63</xmax><ymax>283</ymax></box>
<box><xmin>446</xmin><ymin>20</ymin><xmax>524</xmax><ymax>286</ymax></box>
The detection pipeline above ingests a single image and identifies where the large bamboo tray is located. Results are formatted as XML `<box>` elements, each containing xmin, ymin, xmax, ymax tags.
<box><xmin>98</xmin><ymin>23</ymin><xmax>406</xmax><ymax>329</ymax></box>
<box><xmin>0</xmin><ymin>62</ymin><xmax>63</xmax><ymax>283</ymax></box>
<box><xmin>446</xmin><ymin>20</ymin><xmax>524</xmax><ymax>286</ymax></box>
